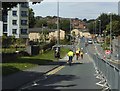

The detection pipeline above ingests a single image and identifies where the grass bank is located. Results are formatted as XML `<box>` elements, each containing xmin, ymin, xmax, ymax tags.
<box><xmin>1</xmin><ymin>47</ymin><xmax>69</xmax><ymax>76</ymax></box>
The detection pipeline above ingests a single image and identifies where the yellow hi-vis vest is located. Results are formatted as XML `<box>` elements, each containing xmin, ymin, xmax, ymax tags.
<box><xmin>76</xmin><ymin>50</ymin><xmax>79</xmax><ymax>54</ymax></box>
<box><xmin>68</xmin><ymin>51</ymin><xmax>74</xmax><ymax>56</ymax></box>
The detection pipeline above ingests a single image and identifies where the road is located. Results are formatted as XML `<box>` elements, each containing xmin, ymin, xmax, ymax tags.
<box><xmin>18</xmin><ymin>37</ymin><xmax>101</xmax><ymax>90</ymax></box>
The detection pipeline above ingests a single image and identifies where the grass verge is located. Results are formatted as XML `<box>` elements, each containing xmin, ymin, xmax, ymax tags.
<box><xmin>1</xmin><ymin>47</ymin><xmax>69</xmax><ymax>76</ymax></box>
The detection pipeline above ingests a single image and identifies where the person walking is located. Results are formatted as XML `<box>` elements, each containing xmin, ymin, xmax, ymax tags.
<box><xmin>80</xmin><ymin>51</ymin><xmax>84</xmax><ymax>59</ymax></box>
<box><xmin>76</xmin><ymin>49</ymin><xmax>80</xmax><ymax>60</ymax></box>
<box><xmin>67</xmin><ymin>49</ymin><xmax>74</xmax><ymax>66</ymax></box>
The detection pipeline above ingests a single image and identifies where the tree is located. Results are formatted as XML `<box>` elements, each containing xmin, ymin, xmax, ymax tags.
<box><xmin>105</xmin><ymin>20</ymin><xmax>120</xmax><ymax>37</ymax></box>
<box><xmin>59</xmin><ymin>19</ymin><xmax>71</xmax><ymax>33</ymax></box>
<box><xmin>83</xmin><ymin>18</ymin><xmax>87</xmax><ymax>23</ymax></box>
<box><xmin>29</xmin><ymin>8</ymin><xmax>36</xmax><ymax>28</ymax></box>
<box><xmin>96</xmin><ymin>13</ymin><xmax>120</xmax><ymax>35</ymax></box>
<box><xmin>87</xmin><ymin>22</ymin><xmax>94</xmax><ymax>34</ymax></box>
<box><xmin>47</xmin><ymin>23</ymin><xmax>57</xmax><ymax>29</ymax></box>
<box><xmin>35</xmin><ymin>19</ymin><xmax>47</xmax><ymax>28</ymax></box>
<box><xmin>2</xmin><ymin>2</ymin><xmax>43</xmax><ymax>9</ymax></box>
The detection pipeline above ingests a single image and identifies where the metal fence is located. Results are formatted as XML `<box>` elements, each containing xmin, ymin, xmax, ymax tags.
<box><xmin>93</xmin><ymin>54</ymin><xmax>120</xmax><ymax>91</ymax></box>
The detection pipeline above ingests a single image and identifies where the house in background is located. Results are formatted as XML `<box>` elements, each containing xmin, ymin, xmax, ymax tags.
<box><xmin>71</xmin><ymin>19</ymin><xmax>86</xmax><ymax>29</ymax></box>
<box><xmin>29</xmin><ymin>28</ymin><xmax>65</xmax><ymax>42</ymax></box>
<box><xmin>29</xmin><ymin>28</ymin><xmax>58</xmax><ymax>42</ymax></box>
<box><xmin>49</xmin><ymin>29</ymin><xmax>65</xmax><ymax>41</ymax></box>
<box><xmin>71</xmin><ymin>29</ymin><xmax>80</xmax><ymax>36</ymax></box>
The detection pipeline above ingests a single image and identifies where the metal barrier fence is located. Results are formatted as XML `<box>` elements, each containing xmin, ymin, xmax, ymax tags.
<box><xmin>92</xmin><ymin>54</ymin><xmax>120</xmax><ymax>91</ymax></box>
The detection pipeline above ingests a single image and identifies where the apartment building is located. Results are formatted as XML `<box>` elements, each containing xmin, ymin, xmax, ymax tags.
<box><xmin>2</xmin><ymin>2</ymin><xmax>29</xmax><ymax>39</ymax></box>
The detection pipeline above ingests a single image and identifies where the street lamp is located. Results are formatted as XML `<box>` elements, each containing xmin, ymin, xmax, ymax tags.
<box><xmin>70</xmin><ymin>18</ymin><xmax>72</xmax><ymax>45</ymax></box>
<box><xmin>98</xmin><ymin>20</ymin><xmax>101</xmax><ymax>37</ymax></box>
<box><xmin>108</xmin><ymin>12</ymin><xmax>112</xmax><ymax>56</ymax></box>
<box><xmin>95</xmin><ymin>20</ymin><xmax>97</xmax><ymax>37</ymax></box>
<box><xmin>103</xmin><ymin>30</ymin><xmax>107</xmax><ymax>49</ymax></box>
<box><xmin>57</xmin><ymin>0</ymin><xmax>60</xmax><ymax>46</ymax></box>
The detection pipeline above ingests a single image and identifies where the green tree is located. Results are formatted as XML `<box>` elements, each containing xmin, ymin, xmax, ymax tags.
<box><xmin>59</xmin><ymin>19</ymin><xmax>71</xmax><ymax>33</ymax></box>
<box><xmin>35</xmin><ymin>19</ymin><xmax>47</xmax><ymax>28</ymax></box>
<box><xmin>87</xmin><ymin>22</ymin><xmax>94</xmax><ymax>34</ymax></box>
<box><xmin>105</xmin><ymin>20</ymin><xmax>120</xmax><ymax>37</ymax></box>
<box><xmin>29</xmin><ymin>8</ymin><xmax>36</xmax><ymax>28</ymax></box>
<box><xmin>47</xmin><ymin>23</ymin><xmax>57</xmax><ymax>29</ymax></box>
<box><xmin>2</xmin><ymin>2</ymin><xmax>42</xmax><ymax>9</ymax></box>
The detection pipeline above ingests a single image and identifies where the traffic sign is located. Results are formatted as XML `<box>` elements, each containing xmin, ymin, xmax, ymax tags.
<box><xmin>105</xmin><ymin>50</ymin><xmax>111</xmax><ymax>55</ymax></box>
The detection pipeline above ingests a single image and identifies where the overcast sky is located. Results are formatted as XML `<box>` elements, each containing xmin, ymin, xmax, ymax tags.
<box><xmin>29</xmin><ymin>1</ymin><xmax>119</xmax><ymax>20</ymax></box>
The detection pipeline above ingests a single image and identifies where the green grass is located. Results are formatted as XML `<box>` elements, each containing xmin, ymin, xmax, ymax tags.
<box><xmin>1</xmin><ymin>47</ymin><xmax>69</xmax><ymax>76</ymax></box>
<box><xmin>2</xmin><ymin>47</ymin><xmax>25</xmax><ymax>53</ymax></box>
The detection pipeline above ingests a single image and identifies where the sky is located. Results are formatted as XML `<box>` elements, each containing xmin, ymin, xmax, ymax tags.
<box><xmin>29</xmin><ymin>1</ymin><xmax>119</xmax><ymax>20</ymax></box>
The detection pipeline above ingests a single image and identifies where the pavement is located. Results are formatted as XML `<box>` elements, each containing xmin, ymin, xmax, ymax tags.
<box><xmin>93</xmin><ymin>42</ymin><xmax>120</xmax><ymax>69</ymax></box>
<box><xmin>2</xmin><ymin>60</ymin><xmax>66</xmax><ymax>90</ymax></box>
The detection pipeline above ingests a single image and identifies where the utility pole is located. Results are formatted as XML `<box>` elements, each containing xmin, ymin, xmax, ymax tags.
<box><xmin>57</xmin><ymin>0</ymin><xmax>60</xmax><ymax>46</ymax></box>
<box><xmin>109</xmin><ymin>13</ymin><xmax>112</xmax><ymax>57</ymax></box>
<box><xmin>118</xmin><ymin>36</ymin><xmax>120</xmax><ymax>61</ymax></box>
<box><xmin>98</xmin><ymin>20</ymin><xmax>101</xmax><ymax>37</ymax></box>
<box><xmin>70</xmin><ymin>18</ymin><xmax>71</xmax><ymax>45</ymax></box>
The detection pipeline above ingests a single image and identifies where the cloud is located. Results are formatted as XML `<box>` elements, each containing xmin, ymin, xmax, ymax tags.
<box><xmin>29</xmin><ymin>2</ymin><xmax>118</xmax><ymax>19</ymax></box>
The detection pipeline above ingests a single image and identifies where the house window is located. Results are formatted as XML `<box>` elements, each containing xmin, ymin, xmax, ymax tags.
<box><xmin>12</xmin><ymin>20</ymin><xmax>17</xmax><ymax>25</ymax></box>
<box><xmin>12</xmin><ymin>11</ymin><xmax>17</xmax><ymax>16</ymax></box>
<box><xmin>12</xmin><ymin>29</ymin><xmax>17</xmax><ymax>34</ymax></box>
<box><xmin>21</xmin><ymin>11</ymin><xmax>27</xmax><ymax>17</ymax></box>
<box><xmin>21</xmin><ymin>20</ymin><xmax>27</xmax><ymax>25</ymax></box>
<box><xmin>21</xmin><ymin>29</ymin><xmax>27</xmax><ymax>34</ymax></box>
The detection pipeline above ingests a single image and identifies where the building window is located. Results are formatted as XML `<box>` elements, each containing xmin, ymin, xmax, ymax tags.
<box><xmin>21</xmin><ymin>3</ymin><xmax>28</xmax><ymax>8</ymax></box>
<box><xmin>21</xmin><ymin>29</ymin><xmax>27</xmax><ymax>34</ymax></box>
<box><xmin>12</xmin><ymin>11</ymin><xmax>17</xmax><ymax>16</ymax></box>
<box><xmin>3</xmin><ymin>15</ymin><xmax>7</xmax><ymax>22</ymax></box>
<box><xmin>21</xmin><ymin>20</ymin><xmax>27</xmax><ymax>25</ymax></box>
<box><xmin>21</xmin><ymin>11</ymin><xmax>27</xmax><ymax>17</ymax></box>
<box><xmin>12</xmin><ymin>20</ymin><xmax>17</xmax><ymax>25</ymax></box>
<box><xmin>3</xmin><ymin>24</ymin><xmax>7</xmax><ymax>32</ymax></box>
<box><xmin>12</xmin><ymin>29</ymin><xmax>17</xmax><ymax>34</ymax></box>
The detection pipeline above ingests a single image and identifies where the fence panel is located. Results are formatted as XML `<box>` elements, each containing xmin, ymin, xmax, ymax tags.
<box><xmin>93</xmin><ymin>54</ymin><xmax>120</xmax><ymax>90</ymax></box>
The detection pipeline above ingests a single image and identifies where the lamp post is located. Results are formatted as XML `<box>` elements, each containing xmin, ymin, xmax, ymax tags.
<box><xmin>57</xmin><ymin>0</ymin><xmax>60</xmax><ymax>46</ymax></box>
<box><xmin>103</xmin><ymin>30</ymin><xmax>107</xmax><ymax>49</ymax></box>
<box><xmin>95</xmin><ymin>20</ymin><xmax>97</xmax><ymax>37</ymax></box>
<box><xmin>98</xmin><ymin>20</ymin><xmax>101</xmax><ymax>37</ymax></box>
<box><xmin>70</xmin><ymin>18</ymin><xmax>71</xmax><ymax>45</ymax></box>
<box><xmin>108</xmin><ymin>12</ymin><xmax>112</xmax><ymax>56</ymax></box>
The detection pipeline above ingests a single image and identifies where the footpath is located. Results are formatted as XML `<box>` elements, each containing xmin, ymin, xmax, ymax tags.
<box><xmin>2</xmin><ymin>56</ymin><xmax>68</xmax><ymax>90</ymax></box>
<box><xmin>93</xmin><ymin>42</ymin><xmax>120</xmax><ymax>68</ymax></box>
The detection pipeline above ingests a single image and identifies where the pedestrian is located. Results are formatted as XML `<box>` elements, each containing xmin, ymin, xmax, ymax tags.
<box><xmin>76</xmin><ymin>48</ymin><xmax>80</xmax><ymax>60</ymax></box>
<box><xmin>67</xmin><ymin>49</ymin><xmax>74</xmax><ymax>66</ymax></box>
<box><xmin>80</xmin><ymin>51</ymin><xmax>84</xmax><ymax>59</ymax></box>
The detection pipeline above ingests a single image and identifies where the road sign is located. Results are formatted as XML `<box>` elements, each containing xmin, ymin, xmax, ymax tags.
<box><xmin>105</xmin><ymin>50</ymin><xmax>111</xmax><ymax>55</ymax></box>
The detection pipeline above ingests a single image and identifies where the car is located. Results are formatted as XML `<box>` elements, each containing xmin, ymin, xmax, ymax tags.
<box><xmin>88</xmin><ymin>39</ymin><xmax>93</xmax><ymax>44</ymax></box>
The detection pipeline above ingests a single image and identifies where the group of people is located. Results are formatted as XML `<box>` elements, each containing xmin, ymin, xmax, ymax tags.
<box><xmin>67</xmin><ymin>48</ymin><xmax>84</xmax><ymax>65</ymax></box>
<box><xmin>75</xmin><ymin>48</ymin><xmax>84</xmax><ymax>60</ymax></box>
